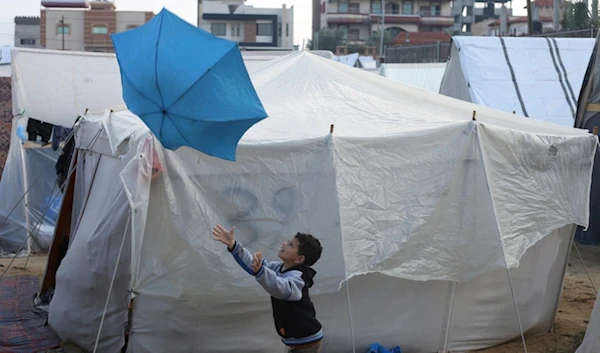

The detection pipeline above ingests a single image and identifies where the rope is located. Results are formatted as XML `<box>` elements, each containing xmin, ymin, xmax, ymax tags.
<box><xmin>0</xmin><ymin>127</ymin><xmax>103</xmax><ymax>285</ymax></box>
<box><xmin>92</xmin><ymin>212</ymin><xmax>131</xmax><ymax>353</ymax></box>
<box><xmin>572</xmin><ymin>242</ymin><xmax>598</xmax><ymax>296</ymax></box>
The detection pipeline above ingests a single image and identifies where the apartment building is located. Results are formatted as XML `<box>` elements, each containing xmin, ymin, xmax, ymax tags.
<box><xmin>198</xmin><ymin>0</ymin><xmax>294</xmax><ymax>49</ymax></box>
<box><xmin>314</xmin><ymin>0</ymin><xmax>454</xmax><ymax>45</ymax></box>
<box><xmin>14</xmin><ymin>17</ymin><xmax>43</xmax><ymax>48</ymax></box>
<box><xmin>40</xmin><ymin>0</ymin><xmax>153</xmax><ymax>52</ymax></box>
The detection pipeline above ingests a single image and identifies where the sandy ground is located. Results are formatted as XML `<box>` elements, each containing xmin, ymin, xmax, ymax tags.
<box><xmin>1</xmin><ymin>245</ymin><xmax>599</xmax><ymax>353</ymax></box>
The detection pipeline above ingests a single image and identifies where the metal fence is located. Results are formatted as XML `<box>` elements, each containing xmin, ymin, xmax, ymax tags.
<box><xmin>385</xmin><ymin>41</ymin><xmax>451</xmax><ymax>64</ymax></box>
<box><xmin>528</xmin><ymin>28</ymin><xmax>599</xmax><ymax>38</ymax></box>
<box><xmin>384</xmin><ymin>28</ymin><xmax>599</xmax><ymax>64</ymax></box>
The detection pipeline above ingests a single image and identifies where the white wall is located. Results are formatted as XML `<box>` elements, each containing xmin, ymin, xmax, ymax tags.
<box><xmin>0</xmin><ymin>65</ymin><xmax>10</xmax><ymax>78</ymax></box>
<box><xmin>45</xmin><ymin>10</ymin><xmax>85</xmax><ymax>51</ymax></box>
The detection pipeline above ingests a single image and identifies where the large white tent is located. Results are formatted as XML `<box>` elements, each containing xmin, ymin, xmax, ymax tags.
<box><xmin>379</xmin><ymin>63</ymin><xmax>447</xmax><ymax>93</ymax></box>
<box><xmin>439</xmin><ymin>36</ymin><xmax>595</xmax><ymax>127</ymax></box>
<box><xmin>42</xmin><ymin>51</ymin><xmax>597</xmax><ymax>353</ymax></box>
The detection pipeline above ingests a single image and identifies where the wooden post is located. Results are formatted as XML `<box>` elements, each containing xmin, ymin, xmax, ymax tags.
<box><xmin>330</xmin><ymin>124</ymin><xmax>334</xmax><ymax>133</ymax></box>
<box><xmin>39</xmin><ymin>153</ymin><xmax>78</xmax><ymax>298</ymax></box>
<box><xmin>593</xmin><ymin>126</ymin><xmax>599</xmax><ymax>136</ymax></box>
<box><xmin>472</xmin><ymin>111</ymin><xmax>477</xmax><ymax>121</ymax></box>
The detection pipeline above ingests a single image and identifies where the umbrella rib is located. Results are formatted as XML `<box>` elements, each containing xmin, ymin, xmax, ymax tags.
<box><xmin>164</xmin><ymin>45</ymin><xmax>237</xmax><ymax>112</ymax></box>
<box><xmin>155</xmin><ymin>13</ymin><xmax>166</xmax><ymax>110</ymax></box>
<box><xmin>164</xmin><ymin>113</ymin><xmax>195</xmax><ymax>148</ymax></box>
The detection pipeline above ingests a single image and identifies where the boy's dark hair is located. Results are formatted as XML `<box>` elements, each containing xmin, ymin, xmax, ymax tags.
<box><xmin>295</xmin><ymin>232</ymin><xmax>322</xmax><ymax>266</ymax></box>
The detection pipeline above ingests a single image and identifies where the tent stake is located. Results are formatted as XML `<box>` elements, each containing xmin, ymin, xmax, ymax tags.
<box><xmin>472</xmin><ymin>111</ymin><xmax>476</xmax><ymax>121</ymax></box>
<box><xmin>330</xmin><ymin>124</ymin><xmax>334</xmax><ymax>133</ymax></box>
<box><xmin>593</xmin><ymin>126</ymin><xmax>598</xmax><ymax>135</ymax></box>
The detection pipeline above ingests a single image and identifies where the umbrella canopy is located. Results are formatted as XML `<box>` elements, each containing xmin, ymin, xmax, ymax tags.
<box><xmin>111</xmin><ymin>8</ymin><xmax>267</xmax><ymax>161</ymax></box>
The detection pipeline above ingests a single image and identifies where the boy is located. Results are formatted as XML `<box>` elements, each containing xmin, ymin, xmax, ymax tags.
<box><xmin>212</xmin><ymin>224</ymin><xmax>324</xmax><ymax>353</ymax></box>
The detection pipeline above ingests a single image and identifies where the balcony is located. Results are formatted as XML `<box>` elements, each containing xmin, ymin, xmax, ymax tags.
<box><xmin>327</xmin><ymin>12</ymin><xmax>371</xmax><ymax>24</ymax></box>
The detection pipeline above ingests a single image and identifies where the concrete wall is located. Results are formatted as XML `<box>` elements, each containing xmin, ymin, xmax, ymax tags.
<box><xmin>14</xmin><ymin>24</ymin><xmax>42</xmax><ymax>48</ymax></box>
<box><xmin>43</xmin><ymin>10</ymin><xmax>86</xmax><ymax>51</ymax></box>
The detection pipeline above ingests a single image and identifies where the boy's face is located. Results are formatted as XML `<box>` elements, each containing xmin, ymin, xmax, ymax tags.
<box><xmin>278</xmin><ymin>237</ymin><xmax>304</xmax><ymax>265</ymax></box>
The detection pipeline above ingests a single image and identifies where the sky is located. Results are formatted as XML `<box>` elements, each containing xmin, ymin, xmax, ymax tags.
<box><xmin>0</xmin><ymin>0</ymin><xmax>527</xmax><ymax>48</ymax></box>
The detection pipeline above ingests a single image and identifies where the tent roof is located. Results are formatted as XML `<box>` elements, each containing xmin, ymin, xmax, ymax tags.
<box><xmin>441</xmin><ymin>36</ymin><xmax>595</xmax><ymax>127</ymax></box>
<box><xmin>379</xmin><ymin>62</ymin><xmax>447</xmax><ymax>93</ymax></box>
<box><xmin>242</xmin><ymin>51</ymin><xmax>589</xmax><ymax>144</ymax></box>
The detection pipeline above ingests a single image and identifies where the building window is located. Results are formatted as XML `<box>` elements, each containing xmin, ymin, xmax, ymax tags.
<box><xmin>231</xmin><ymin>23</ymin><xmax>236</xmax><ymax>36</ymax></box>
<box><xmin>257</xmin><ymin>23</ymin><xmax>272</xmax><ymax>36</ymax></box>
<box><xmin>386</xmin><ymin>2</ymin><xmax>400</xmax><ymax>14</ymax></box>
<box><xmin>57</xmin><ymin>25</ymin><xmax>70</xmax><ymax>35</ymax></box>
<box><xmin>127</xmin><ymin>25</ymin><xmax>139</xmax><ymax>30</ymax></box>
<box><xmin>348</xmin><ymin>2</ymin><xmax>360</xmax><ymax>13</ymax></box>
<box><xmin>92</xmin><ymin>25</ymin><xmax>108</xmax><ymax>35</ymax></box>
<box><xmin>286</xmin><ymin>23</ymin><xmax>289</xmax><ymax>37</ymax></box>
<box><xmin>236</xmin><ymin>23</ymin><xmax>240</xmax><ymax>36</ymax></box>
<box><xmin>20</xmin><ymin>38</ymin><xmax>36</xmax><ymax>45</ymax></box>
<box><xmin>403</xmin><ymin>2</ymin><xmax>413</xmax><ymax>14</ymax></box>
<box><xmin>420</xmin><ymin>6</ymin><xmax>430</xmax><ymax>15</ymax></box>
<box><xmin>371</xmin><ymin>1</ymin><xmax>381</xmax><ymax>14</ymax></box>
<box><xmin>211</xmin><ymin>23</ymin><xmax>226</xmax><ymax>36</ymax></box>
<box><xmin>338</xmin><ymin>0</ymin><xmax>348</xmax><ymax>13</ymax></box>
<box><xmin>431</xmin><ymin>3</ymin><xmax>440</xmax><ymax>15</ymax></box>
<box><xmin>278</xmin><ymin>23</ymin><xmax>282</xmax><ymax>36</ymax></box>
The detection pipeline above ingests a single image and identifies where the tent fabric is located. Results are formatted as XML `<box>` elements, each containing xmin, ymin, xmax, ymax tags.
<box><xmin>0</xmin><ymin>117</ymin><xmax>58</xmax><ymax>254</ymax></box>
<box><xmin>439</xmin><ymin>36</ymin><xmax>595</xmax><ymax>126</ymax></box>
<box><xmin>47</xmin><ymin>52</ymin><xmax>597</xmax><ymax>353</ymax></box>
<box><xmin>574</xmin><ymin>32</ymin><xmax>600</xmax><ymax>245</ymax></box>
<box><xmin>576</xmin><ymin>292</ymin><xmax>600</xmax><ymax>353</ymax></box>
<box><xmin>379</xmin><ymin>63</ymin><xmax>446</xmax><ymax>93</ymax></box>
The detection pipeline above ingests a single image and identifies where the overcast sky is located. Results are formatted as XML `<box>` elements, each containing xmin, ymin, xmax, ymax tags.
<box><xmin>0</xmin><ymin>0</ymin><xmax>526</xmax><ymax>48</ymax></box>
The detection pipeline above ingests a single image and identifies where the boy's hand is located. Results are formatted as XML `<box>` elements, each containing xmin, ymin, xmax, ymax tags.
<box><xmin>252</xmin><ymin>252</ymin><xmax>263</xmax><ymax>273</ymax></box>
<box><xmin>212</xmin><ymin>224</ymin><xmax>235</xmax><ymax>249</ymax></box>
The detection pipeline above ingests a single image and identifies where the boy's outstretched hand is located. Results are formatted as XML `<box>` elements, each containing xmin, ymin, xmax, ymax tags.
<box><xmin>212</xmin><ymin>224</ymin><xmax>235</xmax><ymax>249</ymax></box>
<box><xmin>252</xmin><ymin>252</ymin><xmax>263</xmax><ymax>273</ymax></box>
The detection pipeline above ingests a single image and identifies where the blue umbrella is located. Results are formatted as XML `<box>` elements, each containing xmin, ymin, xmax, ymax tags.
<box><xmin>111</xmin><ymin>8</ymin><xmax>267</xmax><ymax>161</ymax></box>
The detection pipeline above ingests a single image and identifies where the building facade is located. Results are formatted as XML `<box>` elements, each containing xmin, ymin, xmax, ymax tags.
<box><xmin>198</xmin><ymin>0</ymin><xmax>294</xmax><ymax>50</ymax></box>
<box><xmin>14</xmin><ymin>17</ymin><xmax>43</xmax><ymax>48</ymax></box>
<box><xmin>314</xmin><ymin>0</ymin><xmax>453</xmax><ymax>46</ymax></box>
<box><xmin>40</xmin><ymin>0</ymin><xmax>153</xmax><ymax>52</ymax></box>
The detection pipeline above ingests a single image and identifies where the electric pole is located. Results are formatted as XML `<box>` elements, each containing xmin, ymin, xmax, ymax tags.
<box><xmin>59</xmin><ymin>15</ymin><xmax>65</xmax><ymax>50</ymax></box>
<box><xmin>526</xmin><ymin>0</ymin><xmax>533</xmax><ymax>34</ymax></box>
<box><xmin>379</xmin><ymin>0</ymin><xmax>385</xmax><ymax>62</ymax></box>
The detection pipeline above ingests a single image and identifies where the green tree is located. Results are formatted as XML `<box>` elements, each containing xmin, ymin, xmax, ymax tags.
<box><xmin>562</xmin><ymin>1</ymin><xmax>591</xmax><ymax>30</ymax></box>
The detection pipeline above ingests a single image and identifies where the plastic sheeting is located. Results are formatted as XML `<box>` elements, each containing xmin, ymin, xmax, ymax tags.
<box><xmin>47</xmin><ymin>52</ymin><xmax>598</xmax><ymax>353</ymax></box>
<box><xmin>379</xmin><ymin>63</ymin><xmax>447</xmax><ymax>93</ymax></box>
<box><xmin>0</xmin><ymin>117</ymin><xmax>59</xmax><ymax>255</ymax></box>
<box><xmin>440</xmin><ymin>36</ymin><xmax>595</xmax><ymax>126</ymax></box>
<box><xmin>576</xmin><ymin>293</ymin><xmax>600</xmax><ymax>353</ymax></box>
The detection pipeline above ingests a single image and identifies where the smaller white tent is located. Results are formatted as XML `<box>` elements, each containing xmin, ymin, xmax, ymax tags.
<box><xmin>379</xmin><ymin>63</ymin><xmax>447</xmax><ymax>92</ymax></box>
<box><xmin>576</xmin><ymin>292</ymin><xmax>600</xmax><ymax>353</ymax></box>
<box><xmin>439</xmin><ymin>36</ymin><xmax>595</xmax><ymax>126</ymax></box>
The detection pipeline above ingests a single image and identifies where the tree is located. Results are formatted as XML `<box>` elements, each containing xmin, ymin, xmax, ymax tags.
<box><xmin>561</xmin><ymin>0</ymin><xmax>591</xmax><ymax>30</ymax></box>
<box><xmin>592</xmin><ymin>0</ymin><xmax>600</xmax><ymax>27</ymax></box>
<box><xmin>307</xmin><ymin>29</ymin><xmax>347</xmax><ymax>51</ymax></box>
